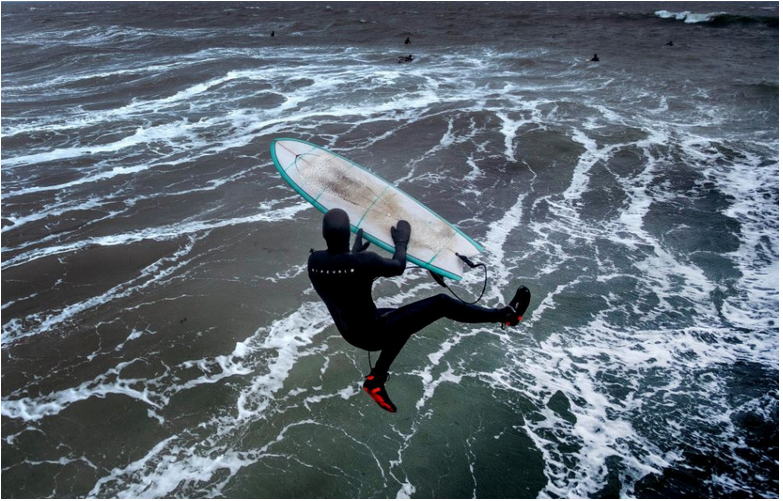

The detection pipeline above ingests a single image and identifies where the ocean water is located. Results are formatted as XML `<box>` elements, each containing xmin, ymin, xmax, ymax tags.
<box><xmin>1</xmin><ymin>1</ymin><xmax>779</xmax><ymax>498</ymax></box>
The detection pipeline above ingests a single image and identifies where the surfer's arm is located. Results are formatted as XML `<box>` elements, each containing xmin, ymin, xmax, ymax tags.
<box><xmin>363</xmin><ymin>221</ymin><xmax>409</xmax><ymax>277</ymax></box>
<box><xmin>384</xmin><ymin>220</ymin><xmax>410</xmax><ymax>276</ymax></box>
<box><xmin>364</xmin><ymin>245</ymin><xmax>406</xmax><ymax>277</ymax></box>
<box><xmin>389</xmin><ymin>240</ymin><xmax>408</xmax><ymax>274</ymax></box>
<box><xmin>371</xmin><ymin>249</ymin><xmax>407</xmax><ymax>278</ymax></box>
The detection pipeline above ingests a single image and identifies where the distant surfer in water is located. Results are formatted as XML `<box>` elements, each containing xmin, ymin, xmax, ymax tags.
<box><xmin>398</xmin><ymin>54</ymin><xmax>414</xmax><ymax>63</ymax></box>
<box><xmin>405</xmin><ymin>37</ymin><xmax>411</xmax><ymax>44</ymax></box>
<box><xmin>308</xmin><ymin>208</ymin><xmax>530</xmax><ymax>413</ymax></box>
<box><xmin>590</xmin><ymin>53</ymin><xmax>600</xmax><ymax>62</ymax></box>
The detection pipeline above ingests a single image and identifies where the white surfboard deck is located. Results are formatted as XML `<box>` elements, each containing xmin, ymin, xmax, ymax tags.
<box><xmin>270</xmin><ymin>138</ymin><xmax>482</xmax><ymax>280</ymax></box>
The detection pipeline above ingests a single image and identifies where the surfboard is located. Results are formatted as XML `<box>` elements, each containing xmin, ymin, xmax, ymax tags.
<box><xmin>270</xmin><ymin>138</ymin><xmax>483</xmax><ymax>281</ymax></box>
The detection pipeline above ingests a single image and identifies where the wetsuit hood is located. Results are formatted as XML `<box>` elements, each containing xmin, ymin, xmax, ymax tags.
<box><xmin>322</xmin><ymin>208</ymin><xmax>351</xmax><ymax>254</ymax></box>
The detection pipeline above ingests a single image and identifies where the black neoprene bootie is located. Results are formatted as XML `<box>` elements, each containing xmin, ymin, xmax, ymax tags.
<box><xmin>363</xmin><ymin>371</ymin><xmax>397</xmax><ymax>413</ymax></box>
<box><xmin>503</xmin><ymin>286</ymin><xmax>531</xmax><ymax>327</ymax></box>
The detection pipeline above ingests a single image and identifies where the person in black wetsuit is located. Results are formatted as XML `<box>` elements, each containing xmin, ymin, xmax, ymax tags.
<box><xmin>308</xmin><ymin>208</ymin><xmax>531</xmax><ymax>413</ymax></box>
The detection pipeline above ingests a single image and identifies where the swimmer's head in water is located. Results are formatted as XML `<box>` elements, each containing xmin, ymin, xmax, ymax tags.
<box><xmin>322</xmin><ymin>208</ymin><xmax>351</xmax><ymax>254</ymax></box>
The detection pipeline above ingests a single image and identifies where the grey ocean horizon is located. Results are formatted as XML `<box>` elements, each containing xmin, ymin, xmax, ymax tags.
<box><xmin>1</xmin><ymin>2</ymin><xmax>779</xmax><ymax>498</ymax></box>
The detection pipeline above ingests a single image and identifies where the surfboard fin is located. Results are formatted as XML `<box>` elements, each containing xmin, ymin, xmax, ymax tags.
<box><xmin>456</xmin><ymin>253</ymin><xmax>481</xmax><ymax>269</ymax></box>
<box><xmin>429</xmin><ymin>270</ymin><xmax>447</xmax><ymax>287</ymax></box>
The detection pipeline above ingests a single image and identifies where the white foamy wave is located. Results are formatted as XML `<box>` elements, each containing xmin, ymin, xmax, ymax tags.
<box><xmin>1</xmin><ymin>193</ymin><xmax>120</xmax><ymax>234</ymax></box>
<box><xmin>2</xmin><ymin>167</ymin><xmax>258</xmax><ymax>240</ymax></box>
<box><xmin>1</xmin><ymin>358</ymin><xmax>166</xmax><ymax>422</ymax></box>
<box><xmin>1</xmin><ymin>235</ymin><xmax>202</xmax><ymax>345</ymax></box>
<box><xmin>2</xmin><ymin>120</ymin><xmax>197</xmax><ymax>169</ymax></box>
<box><xmin>502</xmin><ymin>315</ymin><xmax>775</xmax><ymax>497</ymax></box>
<box><xmin>655</xmin><ymin>10</ymin><xmax>725</xmax><ymax>24</ymax></box>
<box><xmin>1</xmin><ymin>55</ymin><xmax>218</xmax><ymax>95</ymax></box>
<box><xmin>83</xmin><ymin>301</ymin><xmax>334</xmax><ymax>498</ymax></box>
<box><xmin>1</xmin><ymin>201</ymin><xmax>311</xmax><ymax>271</ymax></box>
<box><xmin>236</xmin><ymin>301</ymin><xmax>334</xmax><ymax>419</ymax></box>
<box><xmin>481</xmin><ymin>192</ymin><xmax>527</xmax><ymax>304</ymax></box>
<box><xmin>493</xmin><ymin>96</ymin><xmax>778</xmax><ymax>496</ymax></box>
<box><xmin>411</xmin><ymin>330</ymin><xmax>477</xmax><ymax>411</ymax></box>
<box><xmin>496</xmin><ymin>103</ymin><xmax>549</xmax><ymax>163</ymax></box>
<box><xmin>680</xmin><ymin>137</ymin><xmax>779</xmax><ymax>339</ymax></box>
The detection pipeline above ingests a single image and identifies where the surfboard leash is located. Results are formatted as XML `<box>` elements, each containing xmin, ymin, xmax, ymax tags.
<box><xmin>428</xmin><ymin>253</ymin><xmax>488</xmax><ymax>305</ymax></box>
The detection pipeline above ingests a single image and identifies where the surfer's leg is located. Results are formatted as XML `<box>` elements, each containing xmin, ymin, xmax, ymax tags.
<box><xmin>363</xmin><ymin>291</ymin><xmax>530</xmax><ymax>411</ymax></box>
<box><xmin>390</xmin><ymin>293</ymin><xmax>508</xmax><ymax>328</ymax></box>
<box><xmin>372</xmin><ymin>294</ymin><xmax>507</xmax><ymax>374</ymax></box>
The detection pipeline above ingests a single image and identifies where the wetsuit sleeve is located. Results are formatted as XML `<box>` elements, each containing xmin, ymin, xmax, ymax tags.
<box><xmin>368</xmin><ymin>243</ymin><xmax>407</xmax><ymax>277</ymax></box>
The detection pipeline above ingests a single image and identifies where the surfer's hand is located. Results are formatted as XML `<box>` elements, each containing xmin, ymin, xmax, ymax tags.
<box><xmin>391</xmin><ymin>220</ymin><xmax>411</xmax><ymax>246</ymax></box>
<box><xmin>352</xmin><ymin>228</ymin><xmax>371</xmax><ymax>253</ymax></box>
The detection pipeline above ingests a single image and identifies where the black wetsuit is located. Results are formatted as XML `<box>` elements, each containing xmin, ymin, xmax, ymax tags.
<box><xmin>309</xmin><ymin>210</ymin><xmax>510</xmax><ymax>375</ymax></box>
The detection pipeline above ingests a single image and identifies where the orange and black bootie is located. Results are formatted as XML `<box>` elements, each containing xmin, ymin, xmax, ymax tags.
<box><xmin>363</xmin><ymin>371</ymin><xmax>397</xmax><ymax>413</ymax></box>
<box><xmin>503</xmin><ymin>285</ymin><xmax>531</xmax><ymax>328</ymax></box>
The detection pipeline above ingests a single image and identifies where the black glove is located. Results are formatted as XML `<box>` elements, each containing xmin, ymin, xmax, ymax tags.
<box><xmin>391</xmin><ymin>220</ymin><xmax>411</xmax><ymax>246</ymax></box>
<box><xmin>352</xmin><ymin>228</ymin><xmax>371</xmax><ymax>253</ymax></box>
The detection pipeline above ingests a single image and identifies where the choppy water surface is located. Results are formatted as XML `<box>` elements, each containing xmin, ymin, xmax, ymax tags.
<box><xmin>1</xmin><ymin>2</ymin><xmax>779</xmax><ymax>498</ymax></box>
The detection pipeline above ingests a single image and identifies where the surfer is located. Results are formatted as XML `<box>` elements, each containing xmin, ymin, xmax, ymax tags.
<box><xmin>405</xmin><ymin>37</ymin><xmax>411</xmax><ymax>44</ymax></box>
<box><xmin>308</xmin><ymin>208</ymin><xmax>531</xmax><ymax>413</ymax></box>
<box><xmin>590</xmin><ymin>53</ymin><xmax>600</xmax><ymax>62</ymax></box>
